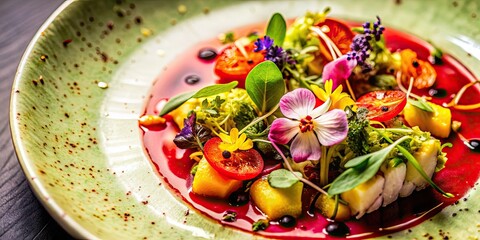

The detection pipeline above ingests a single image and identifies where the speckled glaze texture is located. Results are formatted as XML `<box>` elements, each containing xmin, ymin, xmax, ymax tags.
<box><xmin>10</xmin><ymin>0</ymin><xmax>480</xmax><ymax>239</ymax></box>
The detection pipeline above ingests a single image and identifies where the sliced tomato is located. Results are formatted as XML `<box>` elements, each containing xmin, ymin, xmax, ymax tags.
<box><xmin>308</xmin><ymin>18</ymin><xmax>355</xmax><ymax>75</ymax></box>
<box><xmin>356</xmin><ymin>90</ymin><xmax>407</xmax><ymax>122</ymax></box>
<box><xmin>203</xmin><ymin>137</ymin><xmax>263</xmax><ymax>180</ymax></box>
<box><xmin>214</xmin><ymin>42</ymin><xmax>264</xmax><ymax>88</ymax></box>
<box><xmin>316</xmin><ymin>18</ymin><xmax>355</xmax><ymax>60</ymax></box>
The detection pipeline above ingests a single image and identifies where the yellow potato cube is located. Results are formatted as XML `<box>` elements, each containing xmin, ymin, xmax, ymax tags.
<box><xmin>250</xmin><ymin>178</ymin><xmax>303</xmax><ymax>220</ymax></box>
<box><xmin>315</xmin><ymin>194</ymin><xmax>351</xmax><ymax>221</ymax></box>
<box><xmin>341</xmin><ymin>175</ymin><xmax>385</xmax><ymax>219</ymax></box>
<box><xmin>192</xmin><ymin>158</ymin><xmax>242</xmax><ymax>199</ymax></box>
<box><xmin>403</xmin><ymin>101</ymin><xmax>451</xmax><ymax>138</ymax></box>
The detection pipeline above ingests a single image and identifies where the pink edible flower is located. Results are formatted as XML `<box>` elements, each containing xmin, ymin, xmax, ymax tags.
<box><xmin>268</xmin><ymin>88</ymin><xmax>348</xmax><ymax>162</ymax></box>
<box><xmin>322</xmin><ymin>55</ymin><xmax>357</xmax><ymax>89</ymax></box>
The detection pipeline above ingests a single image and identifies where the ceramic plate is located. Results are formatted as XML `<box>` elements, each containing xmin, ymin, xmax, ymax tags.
<box><xmin>10</xmin><ymin>0</ymin><xmax>480</xmax><ymax>239</ymax></box>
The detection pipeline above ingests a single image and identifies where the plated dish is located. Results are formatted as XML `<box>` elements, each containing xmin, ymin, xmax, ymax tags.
<box><xmin>10</xmin><ymin>0</ymin><xmax>480</xmax><ymax>239</ymax></box>
<box><xmin>140</xmin><ymin>9</ymin><xmax>480</xmax><ymax>239</ymax></box>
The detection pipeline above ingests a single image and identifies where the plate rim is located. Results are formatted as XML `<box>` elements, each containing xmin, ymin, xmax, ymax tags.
<box><xmin>9</xmin><ymin>0</ymin><xmax>97</xmax><ymax>238</ymax></box>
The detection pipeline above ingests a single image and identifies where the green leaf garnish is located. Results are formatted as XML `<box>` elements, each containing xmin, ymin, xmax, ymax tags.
<box><xmin>159</xmin><ymin>81</ymin><xmax>238</xmax><ymax>116</ymax></box>
<box><xmin>266</xmin><ymin>13</ymin><xmax>286</xmax><ymax>47</ymax></box>
<box><xmin>245</xmin><ymin>61</ymin><xmax>285</xmax><ymax>114</ymax></box>
<box><xmin>268</xmin><ymin>169</ymin><xmax>302</xmax><ymax>188</ymax></box>
<box><xmin>328</xmin><ymin>136</ymin><xmax>411</xmax><ymax>195</ymax></box>
<box><xmin>252</xmin><ymin>219</ymin><xmax>269</xmax><ymax>231</ymax></box>
<box><xmin>408</xmin><ymin>99</ymin><xmax>434</xmax><ymax>113</ymax></box>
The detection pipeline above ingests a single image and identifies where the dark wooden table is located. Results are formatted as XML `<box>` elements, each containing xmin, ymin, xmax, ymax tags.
<box><xmin>0</xmin><ymin>0</ymin><xmax>73</xmax><ymax>239</ymax></box>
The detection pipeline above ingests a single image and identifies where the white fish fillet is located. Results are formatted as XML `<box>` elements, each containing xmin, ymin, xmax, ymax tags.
<box><xmin>381</xmin><ymin>162</ymin><xmax>407</xmax><ymax>206</ymax></box>
<box><xmin>399</xmin><ymin>139</ymin><xmax>438</xmax><ymax>197</ymax></box>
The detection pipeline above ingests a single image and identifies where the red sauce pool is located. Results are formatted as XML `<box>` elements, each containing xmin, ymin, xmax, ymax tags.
<box><xmin>140</xmin><ymin>20</ymin><xmax>480</xmax><ymax>239</ymax></box>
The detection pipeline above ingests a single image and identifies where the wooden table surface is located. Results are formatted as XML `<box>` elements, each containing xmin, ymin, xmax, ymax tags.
<box><xmin>0</xmin><ymin>0</ymin><xmax>73</xmax><ymax>239</ymax></box>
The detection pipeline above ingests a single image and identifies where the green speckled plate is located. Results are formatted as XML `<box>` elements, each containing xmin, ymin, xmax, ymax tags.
<box><xmin>10</xmin><ymin>0</ymin><xmax>480</xmax><ymax>239</ymax></box>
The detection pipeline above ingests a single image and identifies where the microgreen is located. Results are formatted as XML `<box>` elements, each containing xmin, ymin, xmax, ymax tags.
<box><xmin>266</xmin><ymin>13</ymin><xmax>286</xmax><ymax>47</ymax></box>
<box><xmin>159</xmin><ymin>81</ymin><xmax>238</xmax><ymax>116</ymax></box>
<box><xmin>408</xmin><ymin>98</ymin><xmax>434</xmax><ymax>113</ymax></box>
<box><xmin>222</xmin><ymin>211</ymin><xmax>237</xmax><ymax>222</ymax></box>
<box><xmin>252</xmin><ymin>219</ymin><xmax>269</xmax><ymax>231</ymax></box>
<box><xmin>173</xmin><ymin>113</ymin><xmax>212</xmax><ymax>150</ymax></box>
<box><xmin>268</xmin><ymin>169</ymin><xmax>302</xmax><ymax>188</ymax></box>
<box><xmin>328</xmin><ymin>136</ymin><xmax>411</xmax><ymax>195</ymax></box>
<box><xmin>245</xmin><ymin>61</ymin><xmax>285</xmax><ymax>114</ymax></box>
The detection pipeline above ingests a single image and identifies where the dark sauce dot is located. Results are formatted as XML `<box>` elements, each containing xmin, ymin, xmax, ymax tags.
<box><xmin>412</xmin><ymin>60</ymin><xmax>419</xmax><ymax>68</ymax></box>
<box><xmin>228</xmin><ymin>191</ymin><xmax>249</xmax><ymax>206</ymax></box>
<box><xmin>247</xmin><ymin>59</ymin><xmax>254</xmax><ymax>64</ymax></box>
<box><xmin>466</xmin><ymin>139</ymin><xmax>480</xmax><ymax>153</ymax></box>
<box><xmin>381</xmin><ymin>106</ymin><xmax>389</xmax><ymax>112</ymax></box>
<box><xmin>428</xmin><ymin>88</ymin><xmax>447</xmax><ymax>98</ymax></box>
<box><xmin>198</xmin><ymin>48</ymin><xmax>217</xmax><ymax>61</ymax></box>
<box><xmin>429</xmin><ymin>55</ymin><xmax>443</xmax><ymax>65</ymax></box>
<box><xmin>278</xmin><ymin>215</ymin><xmax>296</xmax><ymax>228</ymax></box>
<box><xmin>185</xmin><ymin>75</ymin><xmax>201</xmax><ymax>85</ymax></box>
<box><xmin>222</xmin><ymin>150</ymin><xmax>231</xmax><ymax>158</ymax></box>
<box><xmin>325</xmin><ymin>222</ymin><xmax>350</xmax><ymax>237</ymax></box>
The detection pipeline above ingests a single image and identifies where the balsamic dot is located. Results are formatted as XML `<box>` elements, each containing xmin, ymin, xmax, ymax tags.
<box><xmin>381</xmin><ymin>106</ymin><xmax>389</xmax><ymax>112</ymax></box>
<box><xmin>198</xmin><ymin>48</ymin><xmax>217</xmax><ymax>61</ymax></box>
<box><xmin>185</xmin><ymin>75</ymin><xmax>201</xmax><ymax>85</ymax></box>
<box><xmin>325</xmin><ymin>222</ymin><xmax>350</xmax><ymax>237</ymax></box>
<box><xmin>428</xmin><ymin>88</ymin><xmax>447</xmax><ymax>98</ymax></box>
<box><xmin>228</xmin><ymin>191</ymin><xmax>249</xmax><ymax>206</ymax></box>
<box><xmin>466</xmin><ymin>139</ymin><xmax>480</xmax><ymax>153</ymax></box>
<box><xmin>278</xmin><ymin>215</ymin><xmax>296</xmax><ymax>228</ymax></box>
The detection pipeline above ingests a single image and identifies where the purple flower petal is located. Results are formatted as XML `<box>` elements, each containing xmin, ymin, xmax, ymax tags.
<box><xmin>313</xmin><ymin>109</ymin><xmax>348</xmax><ymax>146</ymax></box>
<box><xmin>290</xmin><ymin>131</ymin><xmax>321</xmax><ymax>162</ymax></box>
<box><xmin>280</xmin><ymin>88</ymin><xmax>315</xmax><ymax>119</ymax></box>
<box><xmin>322</xmin><ymin>55</ymin><xmax>357</xmax><ymax>89</ymax></box>
<box><xmin>268</xmin><ymin>118</ymin><xmax>299</xmax><ymax>145</ymax></box>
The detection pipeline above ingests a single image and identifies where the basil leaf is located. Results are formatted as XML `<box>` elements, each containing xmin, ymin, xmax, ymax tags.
<box><xmin>328</xmin><ymin>136</ymin><xmax>411</xmax><ymax>195</ymax></box>
<box><xmin>408</xmin><ymin>99</ymin><xmax>434</xmax><ymax>113</ymax></box>
<box><xmin>266</xmin><ymin>13</ymin><xmax>286</xmax><ymax>47</ymax></box>
<box><xmin>159</xmin><ymin>81</ymin><xmax>238</xmax><ymax>116</ymax></box>
<box><xmin>268</xmin><ymin>169</ymin><xmax>302</xmax><ymax>188</ymax></box>
<box><xmin>245</xmin><ymin>61</ymin><xmax>285</xmax><ymax>114</ymax></box>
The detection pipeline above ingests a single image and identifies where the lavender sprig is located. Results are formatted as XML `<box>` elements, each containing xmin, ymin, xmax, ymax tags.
<box><xmin>254</xmin><ymin>36</ymin><xmax>295</xmax><ymax>70</ymax></box>
<box><xmin>346</xmin><ymin>16</ymin><xmax>385</xmax><ymax>73</ymax></box>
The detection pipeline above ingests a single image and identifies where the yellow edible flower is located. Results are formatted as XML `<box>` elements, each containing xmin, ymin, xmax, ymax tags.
<box><xmin>218</xmin><ymin>128</ymin><xmax>253</xmax><ymax>152</ymax></box>
<box><xmin>311</xmin><ymin>80</ymin><xmax>357</xmax><ymax>111</ymax></box>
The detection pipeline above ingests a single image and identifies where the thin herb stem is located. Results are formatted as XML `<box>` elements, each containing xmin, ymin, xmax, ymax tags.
<box><xmin>319</xmin><ymin>146</ymin><xmax>329</xmax><ymax>186</ymax></box>
<box><xmin>268</xmin><ymin>136</ymin><xmax>329</xmax><ymax>196</ymax></box>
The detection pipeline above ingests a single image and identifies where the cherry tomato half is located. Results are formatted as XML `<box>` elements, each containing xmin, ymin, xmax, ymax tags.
<box><xmin>214</xmin><ymin>42</ymin><xmax>264</xmax><ymax>88</ymax></box>
<box><xmin>308</xmin><ymin>18</ymin><xmax>355</xmax><ymax>75</ymax></box>
<box><xmin>316</xmin><ymin>18</ymin><xmax>354</xmax><ymax>60</ymax></box>
<box><xmin>203</xmin><ymin>137</ymin><xmax>264</xmax><ymax>180</ymax></box>
<box><xmin>356</xmin><ymin>90</ymin><xmax>407</xmax><ymax>122</ymax></box>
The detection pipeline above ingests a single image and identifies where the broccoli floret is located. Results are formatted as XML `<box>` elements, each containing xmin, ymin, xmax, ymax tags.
<box><xmin>346</xmin><ymin>107</ymin><xmax>371</xmax><ymax>156</ymax></box>
<box><xmin>233</xmin><ymin>103</ymin><xmax>266</xmax><ymax>136</ymax></box>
